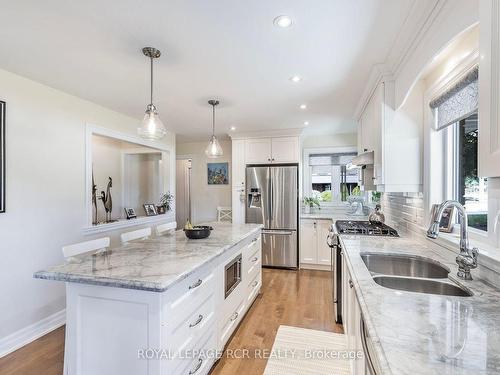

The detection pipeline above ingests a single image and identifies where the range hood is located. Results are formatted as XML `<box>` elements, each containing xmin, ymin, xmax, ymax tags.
<box><xmin>351</xmin><ymin>151</ymin><xmax>374</xmax><ymax>166</ymax></box>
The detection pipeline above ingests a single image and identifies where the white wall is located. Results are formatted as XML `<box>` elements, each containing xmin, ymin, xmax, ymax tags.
<box><xmin>301</xmin><ymin>133</ymin><xmax>357</xmax><ymax>148</ymax></box>
<box><xmin>0</xmin><ymin>68</ymin><xmax>175</xmax><ymax>349</ymax></box>
<box><xmin>176</xmin><ymin>141</ymin><xmax>231</xmax><ymax>223</ymax></box>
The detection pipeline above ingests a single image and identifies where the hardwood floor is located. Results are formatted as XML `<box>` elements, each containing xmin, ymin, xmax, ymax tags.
<box><xmin>0</xmin><ymin>326</ymin><xmax>64</xmax><ymax>375</ymax></box>
<box><xmin>0</xmin><ymin>268</ymin><xmax>341</xmax><ymax>375</ymax></box>
<box><xmin>210</xmin><ymin>268</ymin><xmax>342</xmax><ymax>375</ymax></box>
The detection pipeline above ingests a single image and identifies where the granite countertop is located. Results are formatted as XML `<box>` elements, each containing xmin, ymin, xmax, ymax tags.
<box><xmin>340</xmin><ymin>233</ymin><xmax>500</xmax><ymax>374</ymax></box>
<box><xmin>34</xmin><ymin>222</ymin><xmax>263</xmax><ymax>292</ymax></box>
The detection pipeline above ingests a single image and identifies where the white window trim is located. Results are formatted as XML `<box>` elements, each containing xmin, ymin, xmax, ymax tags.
<box><xmin>302</xmin><ymin>146</ymin><xmax>357</xmax><ymax>206</ymax></box>
<box><xmin>423</xmin><ymin>49</ymin><xmax>495</xmax><ymax>245</ymax></box>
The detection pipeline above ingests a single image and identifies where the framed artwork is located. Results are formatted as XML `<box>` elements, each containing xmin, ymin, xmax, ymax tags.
<box><xmin>143</xmin><ymin>203</ymin><xmax>157</xmax><ymax>216</ymax></box>
<box><xmin>124</xmin><ymin>207</ymin><xmax>137</xmax><ymax>219</ymax></box>
<box><xmin>0</xmin><ymin>101</ymin><xmax>4</xmax><ymax>213</ymax></box>
<box><xmin>207</xmin><ymin>162</ymin><xmax>229</xmax><ymax>185</ymax></box>
<box><xmin>430</xmin><ymin>204</ymin><xmax>454</xmax><ymax>233</ymax></box>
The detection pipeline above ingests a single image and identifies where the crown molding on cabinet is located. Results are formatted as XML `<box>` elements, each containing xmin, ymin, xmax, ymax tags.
<box><xmin>354</xmin><ymin>0</ymin><xmax>448</xmax><ymax>120</ymax></box>
<box><xmin>229</xmin><ymin>128</ymin><xmax>303</xmax><ymax>140</ymax></box>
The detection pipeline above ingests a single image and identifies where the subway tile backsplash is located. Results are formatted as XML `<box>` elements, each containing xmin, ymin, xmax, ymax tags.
<box><xmin>380</xmin><ymin>192</ymin><xmax>425</xmax><ymax>236</ymax></box>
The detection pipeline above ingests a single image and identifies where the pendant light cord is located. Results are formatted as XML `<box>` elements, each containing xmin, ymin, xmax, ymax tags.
<box><xmin>150</xmin><ymin>56</ymin><xmax>154</xmax><ymax>105</ymax></box>
<box><xmin>212</xmin><ymin>103</ymin><xmax>216</xmax><ymax>136</ymax></box>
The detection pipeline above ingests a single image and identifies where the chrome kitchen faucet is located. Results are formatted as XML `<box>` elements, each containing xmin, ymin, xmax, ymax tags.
<box><xmin>427</xmin><ymin>200</ymin><xmax>478</xmax><ymax>280</ymax></box>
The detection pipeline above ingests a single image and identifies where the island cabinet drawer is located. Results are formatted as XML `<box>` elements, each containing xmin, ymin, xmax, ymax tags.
<box><xmin>219</xmin><ymin>297</ymin><xmax>246</xmax><ymax>349</ymax></box>
<box><xmin>246</xmin><ymin>270</ymin><xmax>261</xmax><ymax>306</ymax></box>
<box><xmin>244</xmin><ymin>238</ymin><xmax>261</xmax><ymax>278</ymax></box>
<box><xmin>163</xmin><ymin>267</ymin><xmax>215</xmax><ymax>323</ymax></box>
<box><xmin>163</xmin><ymin>292</ymin><xmax>215</xmax><ymax>352</ymax></box>
<box><xmin>163</xmin><ymin>325</ymin><xmax>216</xmax><ymax>375</ymax></box>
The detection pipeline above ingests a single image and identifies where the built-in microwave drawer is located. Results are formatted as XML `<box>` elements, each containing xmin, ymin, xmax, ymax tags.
<box><xmin>225</xmin><ymin>254</ymin><xmax>242</xmax><ymax>299</ymax></box>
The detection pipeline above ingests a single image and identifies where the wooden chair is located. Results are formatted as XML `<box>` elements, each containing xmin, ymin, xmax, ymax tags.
<box><xmin>156</xmin><ymin>223</ymin><xmax>174</xmax><ymax>236</ymax></box>
<box><xmin>120</xmin><ymin>227</ymin><xmax>152</xmax><ymax>244</ymax></box>
<box><xmin>217</xmin><ymin>206</ymin><xmax>232</xmax><ymax>222</ymax></box>
<box><xmin>62</xmin><ymin>237</ymin><xmax>110</xmax><ymax>259</ymax></box>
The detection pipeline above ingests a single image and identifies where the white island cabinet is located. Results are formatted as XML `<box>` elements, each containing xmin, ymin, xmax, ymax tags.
<box><xmin>34</xmin><ymin>223</ymin><xmax>262</xmax><ymax>375</ymax></box>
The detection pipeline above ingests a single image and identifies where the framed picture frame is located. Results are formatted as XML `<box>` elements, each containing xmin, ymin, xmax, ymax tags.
<box><xmin>430</xmin><ymin>204</ymin><xmax>454</xmax><ymax>233</ymax></box>
<box><xmin>143</xmin><ymin>203</ymin><xmax>157</xmax><ymax>216</ymax></box>
<box><xmin>207</xmin><ymin>162</ymin><xmax>229</xmax><ymax>185</ymax></box>
<box><xmin>0</xmin><ymin>101</ymin><xmax>4</xmax><ymax>213</ymax></box>
<box><xmin>124</xmin><ymin>207</ymin><xmax>137</xmax><ymax>219</ymax></box>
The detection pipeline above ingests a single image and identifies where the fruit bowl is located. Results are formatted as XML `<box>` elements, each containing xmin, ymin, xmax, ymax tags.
<box><xmin>183</xmin><ymin>226</ymin><xmax>213</xmax><ymax>239</ymax></box>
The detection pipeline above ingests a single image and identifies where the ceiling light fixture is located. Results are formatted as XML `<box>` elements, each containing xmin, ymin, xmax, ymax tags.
<box><xmin>273</xmin><ymin>15</ymin><xmax>293</xmax><ymax>28</ymax></box>
<box><xmin>230</xmin><ymin>126</ymin><xmax>236</xmax><ymax>131</ymax></box>
<box><xmin>304</xmin><ymin>121</ymin><xmax>310</xmax><ymax>126</ymax></box>
<box><xmin>300</xmin><ymin>104</ymin><xmax>307</xmax><ymax>110</ymax></box>
<box><xmin>290</xmin><ymin>75</ymin><xmax>302</xmax><ymax>83</ymax></box>
<box><xmin>138</xmin><ymin>47</ymin><xmax>167</xmax><ymax>140</ymax></box>
<box><xmin>205</xmin><ymin>100</ymin><xmax>223</xmax><ymax>158</ymax></box>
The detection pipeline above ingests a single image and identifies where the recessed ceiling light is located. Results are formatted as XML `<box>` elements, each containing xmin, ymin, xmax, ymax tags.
<box><xmin>304</xmin><ymin>121</ymin><xmax>309</xmax><ymax>126</ymax></box>
<box><xmin>290</xmin><ymin>75</ymin><xmax>302</xmax><ymax>83</ymax></box>
<box><xmin>230</xmin><ymin>126</ymin><xmax>236</xmax><ymax>131</ymax></box>
<box><xmin>300</xmin><ymin>104</ymin><xmax>307</xmax><ymax>110</ymax></box>
<box><xmin>273</xmin><ymin>15</ymin><xmax>293</xmax><ymax>28</ymax></box>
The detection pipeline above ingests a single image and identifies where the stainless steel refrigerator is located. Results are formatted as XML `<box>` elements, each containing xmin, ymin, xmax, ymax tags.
<box><xmin>246</xmin><ymin>165</ymin><xmax>298</xmax><ymax>268</ymax></box>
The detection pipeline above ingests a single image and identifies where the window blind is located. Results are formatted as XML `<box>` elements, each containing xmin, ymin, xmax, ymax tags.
<box><xmin>308</xmin><ymin>153</ymin><xmax>357</xmax><ymax>166</ymax></box>
<box><xmin>429</xmin><ymin>66</ymin><xmax>478</xmax><ymax>130</ymax></box>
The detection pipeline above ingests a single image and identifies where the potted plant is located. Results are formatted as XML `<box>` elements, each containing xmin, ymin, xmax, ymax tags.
<box><xmin>303</xmin><ymin>197</ymin><xmax>320</xmax><ymax>214</ymax></box>
<box><xmin>157</xmin><ymin>192</ymin><xmax>174</xmax><ymax>214</ymax></box>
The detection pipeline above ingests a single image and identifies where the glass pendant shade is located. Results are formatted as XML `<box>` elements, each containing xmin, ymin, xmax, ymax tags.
<box><xmin>205</xmin><ymin>135</ymin><xmax>223</xmax><ymax>158</ymax></box>
<box><xmin>138</xmin><ymin>104</ymin><xmax>167</xmax><ymax>140</ymax></box>
<box><xmin>205</xmin><ymin>99</ymin><xmax>223</xmax><ymax>158</ymax></box>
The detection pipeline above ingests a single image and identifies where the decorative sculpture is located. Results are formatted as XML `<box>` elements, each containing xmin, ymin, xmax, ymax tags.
<box><xmin>92</xmin><ymin>171</ymin><xmax>98</xmax><ymax>225</ymax></box>
<box><xmin>99</xmin><ymin>177</ymin><xmax>113</xmax><ymax>223</ymax></box>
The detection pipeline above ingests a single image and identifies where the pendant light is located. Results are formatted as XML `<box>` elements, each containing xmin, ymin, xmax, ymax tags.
<box><xmin>138</xmin><ymin>47</ymin><xmax>167</xmax><ymax>140</ymax></box>
<box><xmin>205</xmin><ymin>99</ymin><xmax>223</xmax><ymax>158</ymax></box>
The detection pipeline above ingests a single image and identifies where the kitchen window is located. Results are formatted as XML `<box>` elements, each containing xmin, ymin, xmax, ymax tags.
<box><xmin>444</xmin><ymin>112</ymin><xmax>488</xmax><ymax>231</ymax></box>
<box><xmin>429</xmin><ymin>65</ymin><xmax>488</xmax><ymax>232</ymax></box>
<box><xmin>305</xmin><ymin>151</ymin><xmax>359</xmax><ymax>203</ymax></box>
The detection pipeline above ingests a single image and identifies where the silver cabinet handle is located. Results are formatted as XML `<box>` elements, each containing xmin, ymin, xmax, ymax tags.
<box><xmin>189</xmin><ymin>358</ymin><xmax>203</xmax><ymax>375</ymax></box>
<box><xmin>231</xmin><ymin>311</ymin><xmax>239</xmax><ymax>321</ymax></box>
<box><xmin>252</xmin><ymin>280</ymin><xmax>259</xmax><ymax>287</ymax></box>
<box><xmin>189</xmin><ymin>314</ymin><xmax>203</xmax><ymax>328</ymax></box>
<box><xmin>252</xmin><ymin>257</ymin><xmax>259</xmax><ymax>263</ymax></box>
<box><xmin>349</xmin><ymin>280</ymin><xmax>354</xmax><ymax>289</ymax></box>
<box><xmin>189</xmin><ymin>279</ymin><xmax>202</xmax><ymax>290</ymax></box>
<box><xmin>251</xmin><ymin>237</ymin><xmax>258</xmax><ymax>243</ymax></box>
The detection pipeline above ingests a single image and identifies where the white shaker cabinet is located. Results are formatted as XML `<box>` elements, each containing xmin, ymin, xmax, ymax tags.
<box><xmin>299</xmin><ymin>219</ymin><xmax>331</xmax><ymax>268</ymax></box>
<box><xmin>357</xmin><ymin>80</ymin><xmax>423</xmax><ymax>192</ymax></box>
<box><xmin>244</xmin><ymin>138</ymin><xmax>272</xmax><ymax>164</ymax></box>
<box><xmin>244</xmin><ymin>137</ymin><xmax>299</xmax><ymax>164</ymax></box>
<box><xmin>270</xmin><ymin>137</ymin><xmax>300</xmax><ymax>163</ymax></box>
<box><xmin>479</xmin><ymin>0</ymin><xmax>500</xmax><ymax>177</ymax></box>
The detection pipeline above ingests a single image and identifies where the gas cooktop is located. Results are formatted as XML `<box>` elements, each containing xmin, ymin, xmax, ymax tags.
<box><xmin>335</xmin><ymin>220</ymin><xmax>399</xmax><ymax>237</ymax></box>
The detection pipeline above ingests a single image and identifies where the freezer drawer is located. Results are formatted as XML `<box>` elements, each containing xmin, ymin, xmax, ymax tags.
<box><xmin>262</xmin><ymin>230</ymin><xmax>297</xmax><ymax>268</ymax></box>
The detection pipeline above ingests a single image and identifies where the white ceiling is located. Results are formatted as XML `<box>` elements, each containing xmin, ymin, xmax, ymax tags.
<box><xmin>0</xmin><ymin>0</ymin><xmax>415</xmax><ymax>142</ymax></box>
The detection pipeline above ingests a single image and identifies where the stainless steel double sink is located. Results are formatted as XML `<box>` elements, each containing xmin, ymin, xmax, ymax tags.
<box><xmin>361</xmin><ymin>253</ymin><xmax>473</xmax><ymax>297</ymax></box>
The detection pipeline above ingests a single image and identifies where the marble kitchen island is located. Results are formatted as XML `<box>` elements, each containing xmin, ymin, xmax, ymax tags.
<box><xmin>34</xmin><ymin>222</ymin><xmax>263</xmax><ymax>375</ymax></box>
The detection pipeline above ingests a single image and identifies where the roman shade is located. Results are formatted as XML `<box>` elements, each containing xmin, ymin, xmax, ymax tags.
<box><xmin>308</xmin><ymin>153</ymin><xmax>357</xmax><ymax>166</ymax></box>
<box><xmin>429</xmin><ymin>66</ymin><xmax>478</xmax><ymax>130</ymax></box>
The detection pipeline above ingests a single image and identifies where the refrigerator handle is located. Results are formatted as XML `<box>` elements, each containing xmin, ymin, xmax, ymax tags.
<box><xmin>268</xmin><ymin>169</ymin><xmax>273</xmax><ymax>227</ymax></box>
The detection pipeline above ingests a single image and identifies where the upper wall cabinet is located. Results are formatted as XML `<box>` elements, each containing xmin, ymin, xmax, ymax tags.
<box><xmin>479</xmin><ymin>0</ymin><xmax>500</xmax><ymax>177</ymax></box>
<box><xmin>357</xmin><ymin>80</ymin><xmax>423</xmax><ymax>192</ymax></box>
<box><xmin>245</xmin><ymin>137</ymin><xmax>299</xmax><ymax>164</ymax></box>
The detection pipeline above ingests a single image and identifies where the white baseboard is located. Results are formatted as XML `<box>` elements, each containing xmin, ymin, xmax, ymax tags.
<box><xmin>300</xmin><ymin>263</ymin><xmax>331</xmax><ymax>271</ymax></box>
<box><xmin>0</xmin><ymin>309</ymin><xmax>66</xmax><ymax>358</ymax></box>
